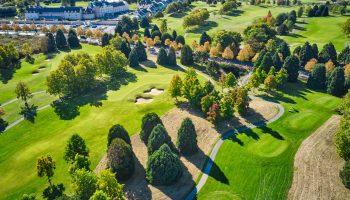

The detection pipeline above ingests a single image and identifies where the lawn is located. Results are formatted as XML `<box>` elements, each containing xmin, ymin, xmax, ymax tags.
<box><xmin>280</xmin><ymin>16</ymin><xmax>350</xmax><ymax>51</ymax></box>
<box><xmin>0</xmin><ymin>53</ymin><xmax>209</xmax><ymax>199</ymax></box>
<box><xmin>41</xmin><ymin>1</ymin><xmax>91</xmax><ymax>8</ymax></box>
<box><xmin>196</xmin><ymin>82</ymin><xmax>341</xmax><ymax>200</ymax></box>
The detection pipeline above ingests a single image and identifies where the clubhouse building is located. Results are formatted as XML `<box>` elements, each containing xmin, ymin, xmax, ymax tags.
<box><xmin>25</xmin><ymin>0</ymin><xmax>129</xmax><ymax>20</ymax></box>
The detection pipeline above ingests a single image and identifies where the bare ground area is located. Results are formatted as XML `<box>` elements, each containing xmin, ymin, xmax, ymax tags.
<box><xmin>288</xmin><ymin>115</ymin><xmax>350</xmax><ymax>200</ymax></box>
<box><xmin>95</xmin><ymin>98</ymin><xmax>279</xmax><ymax>200</ymax></box>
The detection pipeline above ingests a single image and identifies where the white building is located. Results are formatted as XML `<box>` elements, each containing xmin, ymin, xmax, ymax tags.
<box><xmin>25</xmin><ymin>0</ymin><xmax>129</xmax><ymax>20</ymax></box>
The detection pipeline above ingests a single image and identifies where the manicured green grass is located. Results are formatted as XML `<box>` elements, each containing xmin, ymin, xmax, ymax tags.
<box><xmin>197</xmin><ymin>82</ymin><xmax>341</xmax><ymax>200</ymax></box>
<box><xmin>41</xmin><ymin>1</ymin><xmax>91</xmax><ymax>8</ymax></box>
<box><xmin>280</xmin><ymin>16</ymin><xmax>350</xmax><ymax>51</ymax></box>
<box><xmin>155</xmin><ymin>3</ymin><xmax>297</xmax><ymax>43</ymax></box>
<box><xmin>0</xmin><ymin>58</ymin><xmax>208</xmax><ymax>199</ymax></box>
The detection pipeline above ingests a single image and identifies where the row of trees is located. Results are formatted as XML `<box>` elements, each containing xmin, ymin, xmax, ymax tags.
<box><xmin>306</xmin><ymin>4</ymin><xmax>329</xmax><ymax>17</ymax></box>
<box><xmin>26</xmin><ymin>134</ymin><xmax>125</xmax><ymax>199</ymax></box>
<box><xmin>139</xmin><ymin>112</ymin><xmax>198</xmax><ymax>185</ymax></box>
<box><xmin>335</xmin><ymin>93</ymin><xmax>350</xmax><ymax>188</ymax></box>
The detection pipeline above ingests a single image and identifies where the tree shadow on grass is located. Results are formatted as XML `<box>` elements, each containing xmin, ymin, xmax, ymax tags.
<box><xmin>224</xmin><ymin>9</ymin><xmax>245</xmax><ymax>17</ymax></box>
<box><xmin>162</xmin><ymin>64</ymin><xmax>186</xmax><ymax>72</ymax></box>
<box><xmin>288</xmin><ymin>32</ymin><xmax>306</xmax><ymax>38</ymax></box>
<box><xmin>258</xmin><ymin>126</ymin><xmax>284</xmax><ymax>140</ymax></box>
<box><xmin>0</xmin><ymin>62</ymin><xmax>21</xmax><ymax>84</ymax></box>
<box><xmin>140</xmin><ymin>60</ymin><xmax>157</xmax><ymax>69</ymax></box>
<box><xmin>188</xmin><ymin>21</ymin><xmax>218</xmax><ymax>34</ymax></box>
<box><xmin>52</xmin><ymin>72</ymin><xmax>137</xmax><ymax>120</ymax></box>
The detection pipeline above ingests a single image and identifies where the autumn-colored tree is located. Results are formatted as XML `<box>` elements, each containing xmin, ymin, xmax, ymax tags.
<box><xmin>15</xmin><ymin>81</ymin><xmax>32</xmax><ymax>109</ymax></box>
<box><xmin>191</xmin><ymin>40</ymin><xmax>199</xmax><ymax>50</ymax></box>
<box><xmin>344</xmin><ymin>64</ymin><xmax>350</xmax><ymax>77</ymax></box>
<box><xmin>325</xmin><ymin>59</ymin><xmax>335</xmax><ymax>74</ymax></box>
<box><xmin>37</xmin><ymin>155</ymin><xmax>56</xmax><ymax>186</ymax></box>
<box><xmin>237</xmin><ymin>44</ymin><xmax>255</xmax><ymax>62</ymax></box>
<box><xmin>164</xmin><ymin>38</ymin><xmax>171</xmax><ymax>46</ymax></box>
<box><xmin>154</xmin><ymin>36</ymin><xmax>161</xmax><ymax>45</ymax></box>
<box><xmin>76</xmin><ymin>26</ymin><xmax>84</xmax><ymax>36</ymax></box>
<box><xmin>209</xmin><ymin>46</ymin><xmax>219</xmax><ymax>58</ymax></box>
<box><xmin>264</xmin><ymin>75</ymin><xmax>277</xmax><ymax>90</ymax></box>
<box><xmin>41</xmin><ymin>26</ymin><xmax>49</xmax><ymax>33</ymax></box>
<box><xmin>30</xmin><ymin>23</ymin><xmax>36</xmax><ymax>31</ymax></box>
<box><xmin>93</xmin><ymin>29</ymin><xmax>103</xmax><ymax>39</ymax></box>
<box><xmin>86</xmin><ymin>29</ymin><xmax>93</xmax><ymax>38</ymax></box>
<box><xmin>207</xmin><ymin>103</ymin><xmax>220</xmax><ymax>124</ymax></box>
<box><xmin>204</xmin><ymin>41</ymin><xmax>211</xmax><ymax>52</ymax></box>
<box><xmin>22</xmin><ymin>24</ymin><xmax>30</xmax><ymax>32</ymax></box>
<box><xmin>58</xmin><ymin>25</ymin><xmax>67</xmax><ymax>33</ymax></box>
<box><xmin>304</xmin><ymin>58</ymin><xmax>317</xmax><ymax>72</ymax></box>
<box><xmin>146</xmin><ymin>38</ymin><xmax>154</xmax><ymax>48</ymax></box>
<box><xmin>50</xmin><ymin>25</ymin><xmax>57</xmax><ymax>33</ymax></box>
<box><xmin>222</xmin><ymin>47</ymin><xmax>234</xmax><ymax>60</ymax></box>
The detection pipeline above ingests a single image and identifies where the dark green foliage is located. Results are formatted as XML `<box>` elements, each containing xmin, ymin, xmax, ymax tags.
<box><xmin>67</xmin><ymin>29</ymin><xmax>80</xmax><ymax>49</ymax></box>
<box><xmin>64</xmin><ymin>134</ymin><xmax>89</xmax><ymax>163</ymax></box>
<box><xmin>107</xmin><ymin>138</ymin><xmax>134</xmax><ymax>180</ymax></box>
<box><xmin>293</xmin><ymin>46</ymin><xmax>301</xmax><ymax>56</ymax></box>
<box><xmin>147</xmin><ymin>124</ymin><xmax>176</xmax><ymax>155</ymax></box>
<box><xmin>157</xmin><ymin>48</ymin><xmax>168</xmax><ymax>65</ymax></box>
<box><xmin>275</xmin><ymin>13</ymin><xmax>288</xmax><ymax>26</ymax></box>
<box><xmin>260</xmin><ymin>52</ymin><xmax>273</xmax><ymax>72</ymax></box>
<box><xmin>319</xmin><ymin>42</ymin><xmax>337</xmax><ymax>63</ymax></box>
<box><xmin>144</xmin><ymin>28</ymin><xmax>151</xmax><ymax>38</ymax></box>
<box><xmin>206</xmin><ymin>60</ymin><xmax>220</xmax><ymax>76</ymax></box>
<box><xmin>46</xmin><ymin>33</ymin><xmax>56</xmax><ymax>53</ymax></box>
<box><xmin>135</xmin><ymin>42</ymin><xmax>147</xmax><ymax>61</ymax></box>
<box><xmin>172</xmin><ymin>30</ymin><xmax>177</xmax><ymax>40</ymax></box>
<box><xmin>120</xmin><ymin>41</ymin><xmax>130</xmax><ymax>58</ymax></box>
<box><xmin>254</xmin><ymin>50</ymin><xmax>266</xmax><ymax>67</ymax></box>
<box><xmin>128</xmin><ymin>48</ymin><xmax>139</xmax><ymax>68</ymax></box>
<box><xmin>108</xmin><ymin>124</ymin><xmax>131</xmax><ymax>147</ymax></box>
<box><xmin>289</xmin><ymin>10</ymin><xmax>297</xmax><ymax>23</ymax></box>
<box><xmin>151</xmin><ymin>30</ymin><xmax>161</xmax><ymax>39</ymax></box>
<box><xmin>161</xmin><ymin>32</ymin><xmax>172</xmax><ymax>45</ymax></box>
<box><xmin>340</xmin><ymin>160</ymin><xmax>350</xmax><ymax>188</ymax></box>
<box><xmin>277</xmin><ymin>24</ymin><xmax>289</xmax><ymax>36</ymax></box>
<box><xmin>283</xmin><ymin>55</ymin><xmax>300</xmax><ymax>82</ymax></box>
<box><xmin>175</xmin><ymin>35</ymin><xmax>185</xmax><ymax>45</ymax></box>
<box><xmin>146</xmin><ymin>144</ymin><xmax>183</xmax><ymax>185</ymax></box>
<box><xmin>55</xmin><ymin>29</ymin><xmax>67</xmax><ymax>49</ymax></box>
<box><xmin>69</xmin><ymin>154</ymin><xmax>91</xmax><ymax>174</ymax></box>
<box><xmin>140</xmin><ymin>112</ymin><xmax>163</xmax><ymax>144</ymax></box>
<box><xmin>151</xmin><ymin>24</ymin><xmax>160</xmax><ymax>34</ymax></box>
<box><xmin>200</xmin><ymin>31</ymin><xmax>211</xmax><ymax>45</ymax></box>
<box><xmin>115</xmin><ymin>24</ymin><xmax>123</xmax><ymax>36</ymax></box>
<box><xmin>20</xmin><ymin>193</ymin><xmax>36</xmax><ymax>200</ymax></box>
<box><xmin>0</xmin><ymin>118</ymin><xmax>8</xmax><ymax>133</ymax></box>
<box><xmin>244</xmin><ymin>23</ymin><xmax>276</xmax><ymax>51</ymax></box>
<box><xmin>278</xmin><ymin>41</ymin><xmax>291</xmax><ymax>60</ymax></box>
<box><xmin>311</xmin><ymin>43</ymin><xmax>318</xmax><ymax>59</ymax></box>
<box><xmin>42</xmin><ymin>184</ymin><xmax>65</xmax><ymax>200</ymax></box>
<box><xmin>180</xmin><ymin>45</ymin><xmax>193</xmax><ymax>65</ymax></box>
<box><xmin>167</xmin><ymin>47</ymin><xmax>177</xmax><ymax>66</ymax></box>
<box><xmin>132</xmin><ymin>17</ymin><xmax>139</xmax><ymax>30</ymax></box>
<box><xmin>272</xmin><ymin>51</ymin><xmax>282</xmax><ymax>70</ymax></box>
<box><xmin>203</xmin><ymin>81</ymin><xmax>215</xmax><ymax>95</ymax></box>
<box><xmin>183</xmin><ymin>70</ymin><xmax>204</xmax><ymax>107</ymax></box>
<box><xmin>72</xmin><ymin>169</ymin><xmax>97</xmax><ymax>200</ymax></box>
<box><xmin>299</xmin><ymin>42</ymin><xmax>314</xmax><ymax>66</ymax></box>
<box><xmin>176</xmin><ymin>118</ymin><xmax>198</xmax><ymax>156</ymax></box>
<box><xmin>338</xmin><ymin>46</ymin><xmax>350</xmax><ymax>65</ymax></box>
<box><xmin>101</xmin><ymin>33</ymin><xmax>110</xmax><ymax>47</ymax></box>
<box><xmin>327</xmin><ymin>67</ymin><xmax>345</xmax><ymax>96</ymax></box>
<box><xmin>307</xmin><ymin>64</ymin><xmax>326</xmax><ymax>89</ymax></box>
<box><xmin>140</xmin><ymin>17</ymin><xmax>150</xmax><ymax>28</ymax></box>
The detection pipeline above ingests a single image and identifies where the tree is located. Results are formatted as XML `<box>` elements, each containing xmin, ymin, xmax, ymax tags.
<box><xmin>275</xmin><ymin>68</ymin><xmax>288</xmax><ymax>88</ymax></box>
<box><xmin>325</xmin><ymin>59</ymin><xmax>335</xmax><ymax>74</ymax></box>
<box><xmin>89</xmin><ymin>190</ymin><xmax>109</xmax><ymax>200</ymax></box>
<box><xmin>72</xmin><ymin>169</ymin><xmax>97</xmax><ymax>200</ymax></box>
<box><xmin>200</xmin><ymin>32</ymin><xmax>211</xmax><ymax>45</ymax></box>
<box><xmin>67</xmin><ymin>29</ymin><xmax>80</xmax><ymax>48</ymax></box>
<box><xmin>140</xmin><ymin>112</ymin><xmax>163</xmax><ymax>144</ymax></box>
<box><xmin>340</xmin><ymin>160</ymin><xmax>350</xmax><ymax>188</ymax></box>
<box><xmin>297</xmin><ymin>7</ymin><xmax>303</xmax><ymax>17</ymax></box>
<box><xmin>175</xmin><ymin>35</ymin><xmax>185</xmax><ymax>45</ymax></box>
<box><xmin>15</xmin><ymin>81</ymin><xmax>32</xmax><ymax>109</ymax></box>
<box><xmin>206</xmin><ymin>61</ymin><xmax>219</xmax><ymax>77</ymax></box>
<box><xmin>97</xmin><ymin>169</ymin><xmax>125</xmax><ymax>199</ymax></box>
<box><xmin>226</xmin><ymin>72</ymin><xmax>236</xmax><ymax>88</ymax></box>
<box><xmin>278</xmin><ymin>42</ymin><xmax>291</xmax><ymax>60</ymax></box>
<box><xmin>283</xmin><ymin>55</ymin><xmax>300</xmax><ymax>82</ymax></box>
<box><xmin>169</xmin><ymin>74</ymin><xmax>182</xmax><ymax>100</ymax></box>
<box><xmin>327</xmin><ymin>67</ymin><xmax>345</xmax><ymax>96</ymax></box>
<box><xmin>180</xmin><ymin>45</ymin><xmax>194</xmax><ymax>65</ymax></box>
<box><xmin>237</xmin><ymin>44</ymin><xmax>255</xmax><ymax>62</ymax></box>
<box><xmin>307</xmin><ymin>64</ymin><xmax>326</xmax><ymax>89</ymax></box>
<box><xmin>64</xmin><ymin>134</ymin><xmax>89</xmax><ymax>163</ymax></box>
<box><xmin>207</xmin><ymin>103</ymin><xmax>220</xmax><ymax>124</ymax></box>
<box><xmin>182</xmin><ymin>70</ymin><xmax>204</xmax><ymax>107</ymax></box>
<box><xmin>108</xmin><ymin>124</ymin><xmax>131</xmax><ymax>147</ymax></box>
<box><xmin>172</xmin><ymin>30</ymin><xmax>178</xmax><ymax>41</ymax></box>
<box><xmin>46</xmin><ymin>33</ymin><xmax>57</xmax><ymax>53</ymax></box>
<box><xmin>167</xmin><ymin>47</ymin><xmax>177</xmax><ymax>66</ymax></box>
<box><xmin>128</xmin><ymin>48</ymin><xmax>139</xmax><ymax>68</ymax></box>
<box><xmin>299</xmin><ymin>42</ymin><xmax>314</xmax><ymax>66</ymax></box>
<box><xmin>176</xmin><ymin>118</ymin><xmax>198</xmax><ymax>155</ymax></box>
<box><xmin>120</xmin><ymin>41</ymin><xmax>130</xmax><ymax>58</ymax></box>
<box><xmin>101</xmin><ymin>33</ymin><xmax>110</xmax><ymax>47</ymax></box>
<box><xmin>157</xmin><ymin>48</ymin><xmax>168</xmax><ymax>65</ymax></box>
<box><xmin>304</xmin><ymin>58</ymin><xmax>317</xmax><ymax>72</ymax></box>
<box><xmin>107</xmin><ymin>138</ymin><xmax>134</xmax><ymax>180</ymax></box>
<box><xmin>37</xmin><ymin>155</ymin><xmax>56</xmax><ymax>187</ymax></box>
<box><xmin>277</xmin><ymin>24</ymin><xmax>289</xmax><ymax>35</ymax></box>
<box><xmin>55</xmin><ymin>29</ymin><xmax>67</xmax><ymax>49</ymax></box>
<box><xmin>135</xmin><ymin>41</ymin><xmax>147</xmax><ymax>61</ymax></box>
<box><xmin>95</xmin><ymin>46</ymin><xmax>127</xmax><ymax>78</ymax></box>
<box><xmin>21</xmin><ymin>43</ymin><xmax>32</xmax><ymax>60</ymax></box>
<box><xmin>146</xmin><ymin>144</ymin><xmax>182</xmax><ymax>185</ymax></box>
<box><xmin>342</xmin><ymin>18</ymin><xmax>350</xmax><ymax>37</ymax></box>
<box><xmin>319</xmin><ymin>42</ymin><xmax>337</xmax><ymax>63</ymax></box>
<box><xmin>231</xmin><ymin>87</ymin><xmax>249</xmax><ymax>114</ymax></box>
<box><xmin>220</xmin><ymin>94</ymin><xmax>234</xmax><ymax>118</ymax></box>
<box><xmin>0</xmin><ymin>108</ymin><xmax>7</xmax><ymax>133</ymax></box>
<box><xmin>147</xmin><ymin>124</ymin><xmax>176</xmax><ymax>155</ymax></box>
<box><xmin>160</xmin><ymin>19</ymin><xmax>168</xmax><ymax>34</ymax></box>
<box><xmin>140</xmin><ymin>17</ymin><xmax>150</xmax><ymax>28</ymax></box>
<box><xmin>69</xmin><ymin>154</ymin><xmax>91</xmax><ymax>174</ymax></box>
<box><xmin>222</xmin><ymin>47</ymin><xmax>234</xmax><ymax>59</ymax></box>
<box><xmin>260</xmin><ymin>52</ymin><xmax>274</xmax><ymax>72</ymax></box>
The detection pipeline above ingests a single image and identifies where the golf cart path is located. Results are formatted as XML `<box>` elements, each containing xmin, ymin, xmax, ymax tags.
<box><xmin>0</xmin><ymin>90</ymin><xmax>45</xmax><ymax>107</ymax></box>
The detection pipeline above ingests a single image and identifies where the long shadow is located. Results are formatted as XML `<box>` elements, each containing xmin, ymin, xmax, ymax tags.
<box><xmin>224</xmin><ymin>9</ymin><xmax>245</xmax><ymax>16</ymax></box>
<box><xmin>140</xmin><ymin>60</ymin><xmax>157</xmax><ymax>69</ymax></box>
<box><xmin>293</xmin><ymin>24</ymin><xmax>306</xmax><ymax>31</ymax></box>
<box><xmin>188</xmin><ymin>21</ymin><xmax>218</xmax><ymax>33</ymax></box>
<box><xmin>52</xmin><ymin>72</ymin><xmax>136</xmax><ymax>120</ymax></box>
<box><xmin>169</xmin><ymin>12</ymin><xmax>187</xmax><ymax>18</ymax></box>
<box><xmin>0</xmin><ymin>62</ymin><xmax>21</xmax><ymax>84</ymax></box>
<box><xmin>258</xmin><ymin>126</ymin><xmax>284</xmax><ymax>140</ymax></box>
<box><xmin>288</xmin><ymin>32</ymin><xmax>306</xmax><ymax>38</ymax></box>
<box><xmin>162</xmin><ymin>64</ymin><xmax>186</xmax><ymax>72</ymax></box>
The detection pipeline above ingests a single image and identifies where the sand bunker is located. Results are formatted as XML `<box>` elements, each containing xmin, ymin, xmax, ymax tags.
<box><xmin>135</xmin><ymin>97</ymin><xmax>153</xmax><ymax>104</ymax></box>
<box><xmin>144</xmin><ymin>88</ymin><xmax>164</xmax><ymax>96</ymax></box>
<box><xmin>32</xmin><ymin>72</ymin><xmax>39</xmax><ymax>76</ymax></box>
<box><xmin>38</xmin><ymin>66</ymin><xmax>46</xmax><ymax>70</ymax></box>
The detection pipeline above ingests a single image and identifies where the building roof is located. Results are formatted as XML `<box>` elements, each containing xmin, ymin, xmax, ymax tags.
<box><xmin>90</xmin><ymin>1</ymin><xmax>126</xmax><ymax>8</ymax></box>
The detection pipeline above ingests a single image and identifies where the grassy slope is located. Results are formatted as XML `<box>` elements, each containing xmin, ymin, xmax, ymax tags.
<box><xmin>280</xmin><ymin>16</ymin><xmax>349</xmax><ymax>51</ymax></box>
<box><xmin>197</xmin><ymin>82</ymin><xmax>341</xmax><ymax>200</ymax></box>
<box><xmin>0</xmin><ymin>56</ymin><xmax>207</xmax><ymax>199</ymax></box>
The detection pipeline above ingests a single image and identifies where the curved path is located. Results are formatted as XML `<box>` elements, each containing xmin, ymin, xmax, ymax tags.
<box><xmin>0</xmin><ymin>90</ymin><xmax>45</xmax><ymax>107</ymax></box>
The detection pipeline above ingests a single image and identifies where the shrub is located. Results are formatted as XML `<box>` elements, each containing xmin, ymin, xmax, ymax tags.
<box><xmin>107</xmin><ymin>124</ymin><xmax>131</xmax><ymax>148</ymax></box>
<box><xmin>146</xmin><ymin>144</ymin><xmax>182</xmax><ymax>185</ymax></box>
<box><xmin>340</xmin><ymin>160</ymin><xmax>350</xmax><ymax>188</ymax></box>
<box><xmin>107</xmin><ymin>138</ymin><xmax>134</xmax><ymax>180</ymax></box>
<box><xmin>64</xmin><ymin>134</ymin><xmax>89</xmax><ymax>163</ymax></box>
<box><xmin>157</xmin><ymin>47</ymin><xmax>168</xmax><ymax>65</ymax></box>
<box><xmin>180</xmin><ymin>45</ymin><xmax>194</xmax><ymax>65</ymax></box>
<box><xmin>167</xmin><ymin>47</ymin><xmax>177</xmax><ymax>66</ymax></box>
<box><xmin>147</xmin><ymin>124</ymin><xmax>176</xmax><ymax>155</ymax></box>
<box><xmin>140</xmin><ymin>112</ymin><xmax>163</xmax><ymax>144</ymax></box>
<box><xmin>176</xmin><ymin>118</ymin><xmax>198</xmax><ymax>155</ymax></box>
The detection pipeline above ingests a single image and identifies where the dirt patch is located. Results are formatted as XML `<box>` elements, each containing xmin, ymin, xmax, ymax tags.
<box><xmin>288</xmin><ymin>115</ymin><xmax>350</xmax><ymax>200</ymax></box>
<box><xmin>144</xmin><ymin>88</ymin><xmax>164</xmax><ymax>96</ymax></box>
<box><xmin>96</xmin><ymin>98</ymin><xmax>279</xmax><ymax>200</ymax></box>
<box><xmin>135</xmin><ymin>97</ymin><xmax>153</xmax><ymax>104</ymax></box>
